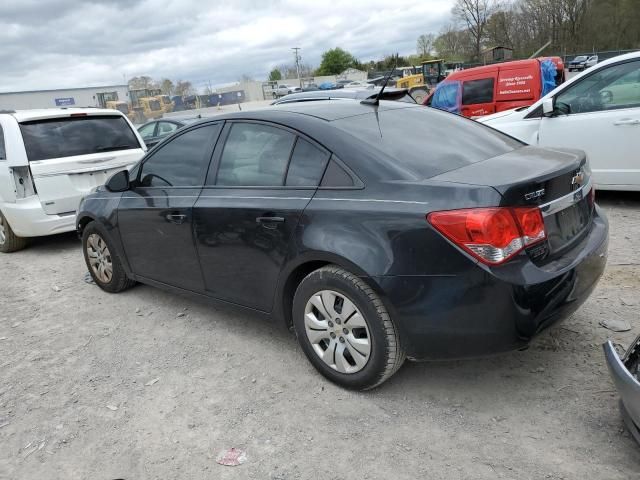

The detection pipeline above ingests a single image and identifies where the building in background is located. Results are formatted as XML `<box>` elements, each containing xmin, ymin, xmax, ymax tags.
<box><xmin>0</xmin><ymin>85</ymin><xmax>129</xmax><ymax>110</ymax></box>
<box><xmin>481</xmin><ymin>46</ymin><xmax>513</xmax><ymax>64</ymax></box>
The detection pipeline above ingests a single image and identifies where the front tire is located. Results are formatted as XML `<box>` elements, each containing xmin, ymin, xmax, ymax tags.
<box><xmin>293</xmin><ymin>265</ymin><xmax>405</xmax><ymax>390</ymax></box>
<box><xmin>82</xmin><ymin>222</ymin><xmax>135</xmax><ymax>293</ymax></box>
<box><xmin>0</xmin><ymin>211</ymin><xmax>27</xmax><ymax>253</ymax></box>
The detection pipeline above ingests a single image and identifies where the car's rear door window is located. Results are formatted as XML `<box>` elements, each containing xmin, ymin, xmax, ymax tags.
<box><xmin>285</xmin><ymin>138</ymin><xmax>330</xmax><ymax>187</ymax></box>
<box><xmin>20</xmin><ymin>115</ymin><xmax>141</xmax><ymax>161</ymax></box>
<box><xmin>139</xmin><ymin>124</ymin><xmax>221</xmax><ymax>187</ymax></box>
<box><xmin>462</xmin><ymin>78</ymin><xmax>495</xmax><ymax>105</ymax></box>
<box><xmin>215</xmin><ymin>122</ymin><xmax>296</xmax><ymax>186</ymax></box>
<box><xmin>138</xmin><ymin>122</ymin><xmax>157</xmax><ymax>139</ymax></box>
<box><xmin>157</xmin><ymin>121</ymin><xmax>179</xmax><ymax>136</ymax></box>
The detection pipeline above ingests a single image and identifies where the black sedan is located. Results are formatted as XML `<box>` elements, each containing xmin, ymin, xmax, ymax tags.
<box><xmin>77</xmin><ymin>100</ymin><xmax>608</xmax><ymax>390</ymax></box>
<box><xmin>137</xmin><ymin>115</ymin><xmax>203</xmax><ymax>148</ymax></box>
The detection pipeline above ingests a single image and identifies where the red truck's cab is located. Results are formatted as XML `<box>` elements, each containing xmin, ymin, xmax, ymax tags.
<box><xmin>425</xmin><ymin>57</ymin><xmax>565</xmax><ymax>118</ymax></box>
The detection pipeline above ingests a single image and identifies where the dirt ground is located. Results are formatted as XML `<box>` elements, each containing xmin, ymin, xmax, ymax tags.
<box><xmin>1</xmin><ymin>191</ymin><xmax>639</xmax><ymax>480</ymax></box>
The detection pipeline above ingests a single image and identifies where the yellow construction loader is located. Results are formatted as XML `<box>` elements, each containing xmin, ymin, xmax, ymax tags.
<box><xmin>395</xmin><ymin>59</ymin><xmax>447</xmax><ymax>104</ymax></box>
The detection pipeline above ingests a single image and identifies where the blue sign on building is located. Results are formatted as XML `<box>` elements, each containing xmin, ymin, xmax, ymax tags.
<box><xmin>55</xmin><ymin>97</ymin><xmax>75</xmax><ymax>106</ymax></box>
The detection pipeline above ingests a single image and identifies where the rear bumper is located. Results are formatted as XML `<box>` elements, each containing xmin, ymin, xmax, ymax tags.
<box><xmin>1</xmin><ymin>197</ymin><xmax>76</xmax><ymax>237</ymax></box>
<box><xmin>374</xmin><ymin>208</ymin><xmax>608</xmax><ymax>360</ymax></box>
<box><xmin>603</xmin><ymin>336</ymin><xmax>640</xmax><ymax>445</ymax></box>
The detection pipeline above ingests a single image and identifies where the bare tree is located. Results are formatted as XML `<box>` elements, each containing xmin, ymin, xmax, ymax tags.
<box><xmin>174</xmin><ymin>80</ymin><xmax>194</xmax><ymax>96</ymax></box>
<box><xmin>160</xmin><ymin>78</ymin><xmax>174</xmax><ymax>95</ymax></box>
<box><xmin>452</xmin><ymin>0</ymin><xmax>497</xmax><ymax>60</ymax></box>
<box><xmin>416</xmin><ymin>33</ymin><xmax>436</xmax><ymax>57</ymax></box>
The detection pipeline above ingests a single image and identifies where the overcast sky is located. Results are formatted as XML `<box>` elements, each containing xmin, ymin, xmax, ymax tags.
<box><xmin>0</xmin><ymin>0</ymin><xmax>453</xmax><ymax>93</ymax></box>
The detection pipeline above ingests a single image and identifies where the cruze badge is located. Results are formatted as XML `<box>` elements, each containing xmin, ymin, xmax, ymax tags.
<box><xmin>524</xmin><ymin>188</ymin><xmax>546</xmax><ymax>201</ymax></box>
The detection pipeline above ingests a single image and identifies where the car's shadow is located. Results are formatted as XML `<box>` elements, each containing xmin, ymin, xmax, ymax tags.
<box><xmin>23</xmin><ymin>231</ymin><xmax>80</xmax><ymax>253</ymax></box>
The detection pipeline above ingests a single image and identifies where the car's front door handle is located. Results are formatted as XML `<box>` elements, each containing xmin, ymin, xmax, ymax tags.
<box><xmin>166</xmin><ymin>213</ymin><xmax>187</xmax><ymax>224</ymax></box>
<box><xmin>256</xmin><ymin>216</ymin><xmax>285</xmax><ymax>224</ymax></box>
<box><xmin>613</xmin><ymin>118</ymin><xmax>640</xmax><ymax>126</ymax></box>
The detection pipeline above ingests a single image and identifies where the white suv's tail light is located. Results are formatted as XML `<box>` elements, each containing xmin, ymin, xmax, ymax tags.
<box><xmin>11</xmin><ymin>167</ymin><xmax>37</xmax><ymax>199</ymax></box>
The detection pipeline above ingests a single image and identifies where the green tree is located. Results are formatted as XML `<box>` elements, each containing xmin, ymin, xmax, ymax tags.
<box><xmin>316</xmin><ymin>47</ymin><xmax>358</xmax><ymax>75</ymax></box>
<box><xmin>268</xmin><ymin>68</ymin><xmax>282</xmax><ymax>81</ymax></box>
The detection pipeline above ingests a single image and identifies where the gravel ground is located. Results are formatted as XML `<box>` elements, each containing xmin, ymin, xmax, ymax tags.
<box><xmin>1</xmin><ymin>191</ymin><xmax>639</xmax><ymax>479</ymax></box>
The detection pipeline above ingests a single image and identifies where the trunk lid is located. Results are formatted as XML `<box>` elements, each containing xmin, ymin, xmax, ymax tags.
<box><xmin>430</xmin><ymin>146</ymin><xmax>594</xmax><ymax>260</ymax></box>
<box><xmin>19</xmin><ymin>114</ymin><xmax>145</xmax><ymax>214</ymax></box>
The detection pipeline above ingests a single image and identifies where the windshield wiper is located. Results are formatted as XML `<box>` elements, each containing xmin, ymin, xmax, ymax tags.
<box><xmin>95</xmin><ymin>144</ymin><xmax>136</xmax><ymax>152</ymax></box>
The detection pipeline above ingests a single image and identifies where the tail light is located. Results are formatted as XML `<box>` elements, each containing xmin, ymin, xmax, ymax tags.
<box><xmin>427</xmin><ymin>207</ymin><xmax>546</xmax><ymax>265</ymax></box>
<box><xmin>11</xmin><ymin>167</ymin><xmax>37</xmax><ymax>199</ymax></box>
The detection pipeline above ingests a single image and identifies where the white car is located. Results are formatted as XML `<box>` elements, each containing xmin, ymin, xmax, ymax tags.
<box><xmin>0</xmin><ymin>108</ymin><xmax>146</xmax><ymax>252</ymax></box>
<box><xmin>273</xmin><ymin>84</ymin><xmax>302</xmax><ymax>98</ymax></box>
<box><xmin>479</xmin><ymin>51</ymin><xmax>640</xmax><ymax>191</ymax></box>
<box><xmin>343</xmin><ymin>81</ymin><xmax>372</xmax><ymax>88</ymax></box>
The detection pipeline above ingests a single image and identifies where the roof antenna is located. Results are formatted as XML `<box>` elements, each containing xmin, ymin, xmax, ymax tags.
<box><xmin>361</xmin><ymin>53</ymin><xmax>398</xmax><ymax>106</ymax></box>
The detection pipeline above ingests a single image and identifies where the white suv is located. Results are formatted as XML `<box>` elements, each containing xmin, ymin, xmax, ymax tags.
<box><xmin>0</xmin><ymin>108</ymin><xmax>146</xmax><ymax>252</ymax></box>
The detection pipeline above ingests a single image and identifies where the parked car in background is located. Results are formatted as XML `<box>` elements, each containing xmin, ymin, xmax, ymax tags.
<box><xmin>137</xmin><ymin>115</ymin><xmax>204</xmax><ymax>148</ymax></box>
<box><xmin>604</xmin><ymin>335</ymin><xmax>640</xmax><ymax>444</ymax></box>
<box><xmin>425</xmin><ymin>57</ymin><xmax>565</xmax><ymax>117</ymax></box>
<box><xmin>318</xmin><ymin>82</ymin><xmax>343</xmax><ymax>90</ymax></box>
<box><xmin>0</xmin><ymin>108</ymin><xmax>146</xmax><ymax>252</ymax></box>
<box><xmin>569</xmin><ymin>55</ymin><xmax>598</xmax><ymax>71</ymax></box>
<box><xmin>77</xmin><ymin>100</ymin><xmax>607</xmax><ymax>390</ymax></box>
<box><xmin>480</xmin><ymin>51</ymin><xmax>640</xmax><ymax>191</ymax></box>
<box><xmin>273</xmin><ymin>84</ymin><xmax>302</xmax><ymax>98</ymax></box>
<box><xmin>568</xmin><ymin>55</ymin><xmax>589</xmax><ymax>71</ymax></box>
<box><xmin>302</xmin><ymin>83</ymin><xmax>319</xmax><ymax>92</ymax></box>
<box><xmin>343</xmin><ymin>80</ymin><xmax>371</xmax><ymax>88</ymax></box>
<box><xmin>271</xmin><ymin>87</ymin><xmax>416</xmax><ymax>105</ymax></box>
<box><xmin>586</xmin><ymin>55</ymin><xmax>599</xmax><ymax>68</ymax></box>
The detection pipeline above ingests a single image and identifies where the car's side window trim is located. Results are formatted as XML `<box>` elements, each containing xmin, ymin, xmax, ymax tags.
<box><xmin>134</xmin><ymin>121</ymin><xmax>223</xmax><ymax>189</ymax></box>
<box><xmin>0</xmin><ymin>124</ymin><xmax>6</xmax><ymax>160</ymax></box>
<box><xmin>203</xmin><ymin>119</ymin><xmax>336</xmax><ymax>190</ymax></box>
<box><xmin>525</xmin><ymin>58</ymin><xmax>640</xmax><ymax>119</ymax></box>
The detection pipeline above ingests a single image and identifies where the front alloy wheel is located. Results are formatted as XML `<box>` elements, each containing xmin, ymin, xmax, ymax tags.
<box><xmin>86</xmin><ymin>233</ymin><xmax>113</xmax><ymax>284</ymax></box>
<box><xmin>304</xmin><ymin>290</ymin><xmax>371</xmax><ymax>374</ymax></box>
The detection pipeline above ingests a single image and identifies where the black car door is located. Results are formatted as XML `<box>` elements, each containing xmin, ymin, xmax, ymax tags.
<box><xmin>193</xmin><ymin>121</ymin><xmax>331</xmax><ymax>312</ymax></box>
<box><xmin>117</xmin><ymin>122</ymin><xmax>223</xmax><ymax>292</ymax></box>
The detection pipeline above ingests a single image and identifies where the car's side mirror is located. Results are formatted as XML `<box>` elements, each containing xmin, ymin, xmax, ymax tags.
<box><xmin>105</xmin><ymin>169</ymin><xmax>131</xmax><ymax>192</ymax></box>
<box><xmin>542</xmin><ymin>98</ymin><xmax>555</xmax><ymax>116</ymax></box>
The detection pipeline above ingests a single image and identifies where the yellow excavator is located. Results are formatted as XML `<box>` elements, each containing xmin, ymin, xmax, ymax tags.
<box><xmin>129</xmin><ymin>88</ymin><xmax>164</xmax><ymax>121</ymax></box>
<box><xmin>105</xmin><ymin>100</ymin><xmax>145</xmax><ymax>124</ymax></box>
<box><xmin>395</xmin><ymin>59</ymin><xmax>447</xmax><ymax>104</ymax></box>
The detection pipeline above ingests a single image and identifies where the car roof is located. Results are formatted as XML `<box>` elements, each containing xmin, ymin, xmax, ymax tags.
<box><xmin>272</xmin><ymin>87</ymin><xmax>408</xmax><ymax>104</ymax></box>
<box><xmin>206</xmin><ymin>99</ymin><xmax>417</xmax><ymax>123</ymax></box>
<box><xmin>4</xmin><ymin>107</ymin><xmax>123</xmax><ymax>123</ymax></box>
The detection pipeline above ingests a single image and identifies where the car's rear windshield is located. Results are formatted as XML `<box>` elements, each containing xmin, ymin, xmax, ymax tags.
<box><xmin>332</xmin><ymin>106</ymin><xmax>523</xmax><ymax>179</ymax></box>
<box><xmin>20</xmin><ymin>115</ymin><xmax>141</xmax><ymax>161</ymax></box>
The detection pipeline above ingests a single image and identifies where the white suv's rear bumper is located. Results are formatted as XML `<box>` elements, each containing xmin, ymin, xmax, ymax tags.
<box><xmin>1</xmin><ymin>197</ymin><xmax>76</xmax><ymax>237</ymax></box>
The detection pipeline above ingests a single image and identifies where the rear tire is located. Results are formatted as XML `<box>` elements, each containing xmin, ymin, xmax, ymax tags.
<box><xmin>82</xmin><ymin>222</ymin><xmax>135</xmax><ymax>293</ymax></box>
<box><xmin>293</xmin><ymin>265</ymin><xmax>405</xmax><ymax>390</ymax></box>
<box><xmin>0</xmin><ymin>211</ymin><xmax>27</xmax><ymax>253</ymax></box>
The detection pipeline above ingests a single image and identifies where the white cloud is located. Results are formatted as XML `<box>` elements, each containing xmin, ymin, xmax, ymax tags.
<box><xmin>0</xmin><ymin>0</ymin><xmax>453</xmax><ymax>92</ymax></box>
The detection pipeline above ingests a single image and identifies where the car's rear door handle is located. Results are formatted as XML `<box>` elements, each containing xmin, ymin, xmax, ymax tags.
<box><xmin>256</xmin><ymin>216</ymin><xmax>285</xmax><ymax>224</ymax></box>
<box><xmin>613</xmin><ymin>118</ymin><xmax>640</xmax><ymax>126</ymax></box>
<box><xmin>166</xmin><ymin>213</ymin><xmax>187</xmax><ymax>224</ymax></box>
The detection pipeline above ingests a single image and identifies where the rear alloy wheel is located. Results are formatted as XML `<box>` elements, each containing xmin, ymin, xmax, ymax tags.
<box><xmin>293</xmin><ymin>265</ymin><xmax>405</xmax><ymax>390</ymax></box>
<box><xmin>0</xmin><ymin>211</ymin><xmax>27</xmax><ymax>253</ymax></box>
<box><xmin>82</xmin><ymin>222</ymin><xmax>135</xmax><ymax>293</ymax></box>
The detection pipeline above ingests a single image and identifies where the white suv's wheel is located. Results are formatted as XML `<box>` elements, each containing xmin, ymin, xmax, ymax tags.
<box><xmin>0</xmin><ymin>211</ymin><xmax>27</xmax><ymax>253</ymax></box>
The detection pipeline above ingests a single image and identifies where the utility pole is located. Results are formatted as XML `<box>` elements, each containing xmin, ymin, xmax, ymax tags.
<box><xmin>292</xmin><ymin>47</ymin><xmax>302</xmax><ymax>88</ymax></box>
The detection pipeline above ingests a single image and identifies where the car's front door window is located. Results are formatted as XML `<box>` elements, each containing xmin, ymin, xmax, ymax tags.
<box><xmin>555</xmin><ymin>60</ymin><xmax>640</xmax><ymax>114</ymax></box>
<box><xmin>139</xmin><ymin>124</ymin><xmax>221</xmax><ymax>187</ymax></box>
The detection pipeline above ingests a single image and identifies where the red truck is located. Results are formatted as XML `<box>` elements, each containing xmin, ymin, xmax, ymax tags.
<box><xmin>425</xmin><ymin>57</ymin><xmax>565</xmax><ymax>117</ymax></box>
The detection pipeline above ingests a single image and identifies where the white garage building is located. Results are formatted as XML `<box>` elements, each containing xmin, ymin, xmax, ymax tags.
<box><xmin>0</xmin><ymin>85</ymin><xmax>130</xmax><ymax>110</ymax></box>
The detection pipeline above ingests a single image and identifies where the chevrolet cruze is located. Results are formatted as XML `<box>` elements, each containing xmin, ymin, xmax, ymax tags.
<box><xmin>76</xmin><ymin>100</ymin><xmax>608</xmax><ymax>390</ymax></box>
